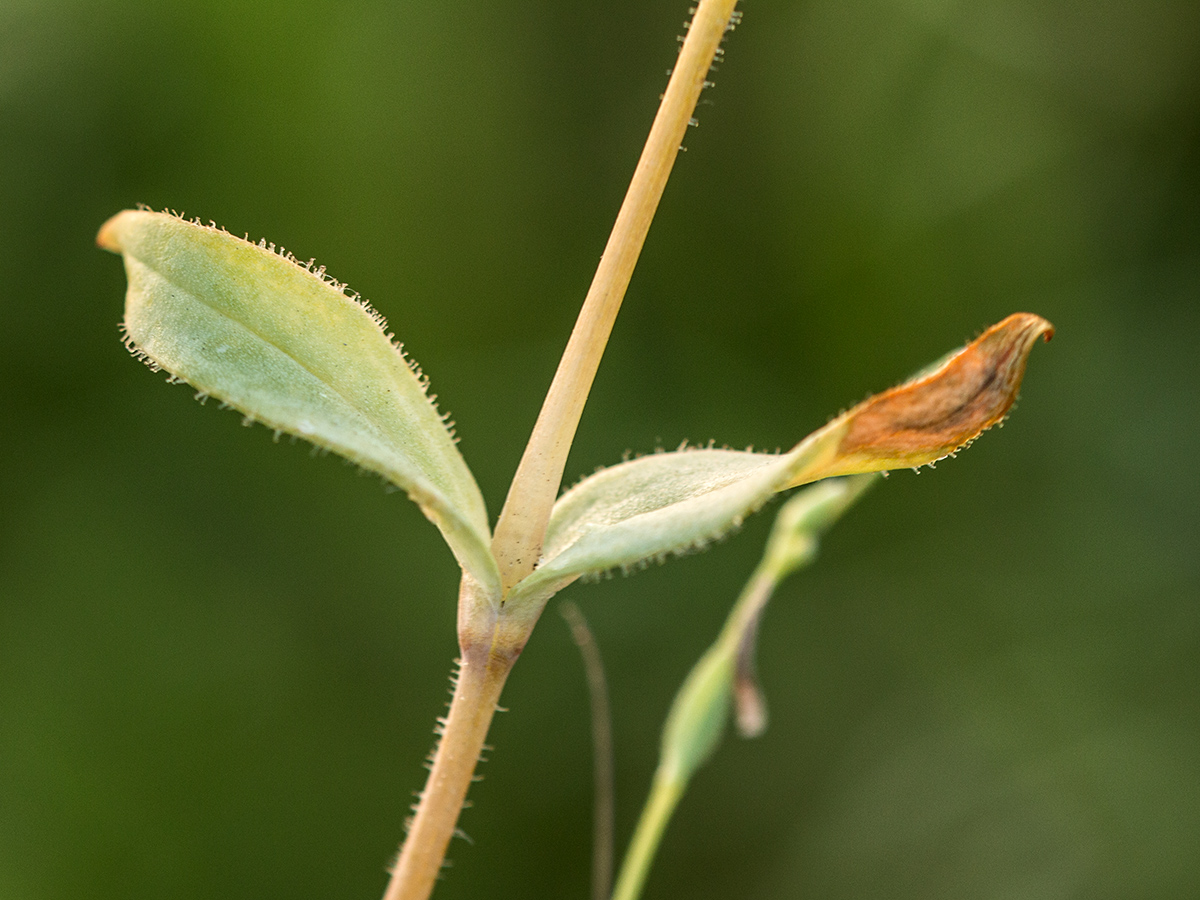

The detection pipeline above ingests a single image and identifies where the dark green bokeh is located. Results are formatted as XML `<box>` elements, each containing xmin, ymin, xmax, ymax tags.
<box><xmin>2</xmin><ymin>1</ymin><xmax>1197</xmax><ymax>898</ymax></box>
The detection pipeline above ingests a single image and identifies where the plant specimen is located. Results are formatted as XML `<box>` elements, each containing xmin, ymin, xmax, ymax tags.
<box><xmin>97</xmin><ymin>2</ymin><xmax>1051</xmax><ymax>898</ymax></box>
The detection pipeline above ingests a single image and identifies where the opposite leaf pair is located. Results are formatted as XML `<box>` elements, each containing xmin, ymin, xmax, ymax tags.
<box><xmin>99</xmin><ymin>209</ymin><xmax>1052</xmax><ymax>625</ymax></box>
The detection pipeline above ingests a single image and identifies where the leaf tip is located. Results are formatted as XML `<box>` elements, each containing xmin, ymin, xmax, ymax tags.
<box><xmin>826</xmin><ymin>312</ymin><xmax>1054</xmax><ymax>476</ymax></box>
<box><xmin>96</xmin><ymin>210</ymin><xmax>135</xmax><ymax>253</ymax></box>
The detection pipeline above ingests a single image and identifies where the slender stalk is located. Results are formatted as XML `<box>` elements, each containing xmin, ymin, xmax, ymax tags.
<box><xmin>606</xmin><ymin>574</ymin><xmax>772</xmax><ymax>900</ymax></box>
<box><xmin>490</xmin><ymin>0</ymin><xmax>742</xmax><ymax>592</ymax></box>
<box><xmin>610</xmin><ymin>768</ymin><xmax>687</xmax><ymax>900</ymax></box>
<box><xmin>382</xmin><ymin>639</ymin><xmax>515</xmax><ymax>900</ymax></box>
<box><xmin>561</xmin><ymin>602</ymin><xmax>616</xmax><ymax>900</ymax></box>
<box><xmin>609</xmin><ymin>479</ymin><xmax>883</xmax><ymax>900</ymax></box>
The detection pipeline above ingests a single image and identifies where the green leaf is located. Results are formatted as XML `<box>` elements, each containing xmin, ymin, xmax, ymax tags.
<box><xmin>505</xmin><ymin>446</ymin><xmax>807</xmax><ymax>609</ymax></box>
<box><xmin>99</xmin><ymin>210</ymin><xmax>500</xmax><ymax>598</ymax></box>
<box><xmin>659</xmin><ymin>647</ymin><xmax>734</xmax><ymax>783</ymax></box>
<box><xmin>505</xmin><ymin>313</ymin><xmax>1052</xmax><ymax>611</ymax></box>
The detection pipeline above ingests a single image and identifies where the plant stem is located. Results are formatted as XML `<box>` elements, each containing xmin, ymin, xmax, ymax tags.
<box><xmin>609</xmin><ymin>768</ymin><xmax>687</xmax><ymax>900</ymax></box>
<box><xmin>560</xmin><ymin>602</ymin><xmax>616</xmax><ymax>900</ymax></box>
<box><xmin>382</xmin><ymin>632</ymin><xmax>516</xmax><ymax>900</ymax></box>
<box><xmin>606</xmin><ymin>572</ymin><xmax>774</xmax><ymax>900</ymax></box>
<box><xmin>490</xmin><ymin>0</ymin><xmax>742</xmax><ymax>593</ymax></box>
<box><xmin>387</xmin><ymin>5</ymin><xmax>742</xmax><ymax>897</ymax></box>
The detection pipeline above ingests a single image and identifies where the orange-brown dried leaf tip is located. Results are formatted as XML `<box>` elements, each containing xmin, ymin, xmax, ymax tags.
<box><xmin>799</xmin><ymin>313</ymin><xmax>1053</xmax><ymax>483</ymax></box>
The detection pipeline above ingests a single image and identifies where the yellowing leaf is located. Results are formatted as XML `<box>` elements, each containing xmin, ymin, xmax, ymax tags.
<box><xmin>99</xmin><ymin>210</ymin><xmax>500</xmax><ymax>598</ymax></box>
<box><xmin>505</xmin><ymin>314</ymin><xmax>1051</xmax><ymax>612</ymax></box>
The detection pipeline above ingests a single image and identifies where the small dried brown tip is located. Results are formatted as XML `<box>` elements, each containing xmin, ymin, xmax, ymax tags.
<box><xmin>733</xmin><ymin>671</ymin><xmax>768</xmax><ymax>739</ymax></box>
<box><xmin>834</xmin><ymin>313</ymin><xmax>1054</xmax><ymax>472</ymax></box>
<box><xmin>732</xmin><ymin>602</ymin><xmax>769</xmax><ymax>738</ymax></box>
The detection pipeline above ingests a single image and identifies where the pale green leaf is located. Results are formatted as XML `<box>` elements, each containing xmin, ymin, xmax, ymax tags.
<box><xmin>99</xmin><ymin>210</ymin><xmax>500</xmax><ymax>598</ymax></box>
<box><xmin>659</xmin><ymin>647</ymin><xmax>733</xmax><ymax>783</ymax></box>
<box><xmin>505</xmin><ymin>439</ymin><xmax>832</xmax><ymax>610</ymax></box>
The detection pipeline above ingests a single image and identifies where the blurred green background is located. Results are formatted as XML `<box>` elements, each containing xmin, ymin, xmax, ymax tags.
<box><xmin>2</xmin><ymin>0</ymin><xmax>1198</xmax><ymax>898</ymax></box>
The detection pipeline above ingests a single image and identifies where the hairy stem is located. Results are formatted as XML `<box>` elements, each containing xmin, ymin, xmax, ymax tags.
<box><xmin>387</xmin><ymin>5</ymin><xmax>742</xmax><ymax>896</ymax></box>
<box><xmin>490</xmin><ymin>0</ymin><xmax>742</xmax><ymax>592</ymax></box>
<box><xmin>383</xmin><ymin>637</ymin><xmax>516</xmax><ymax>900</ymax></box>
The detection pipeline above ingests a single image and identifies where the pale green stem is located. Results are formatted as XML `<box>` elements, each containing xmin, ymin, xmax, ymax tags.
<box><xmin>719</xmin><ymin>567</ymin><xmax>776</xmax><ymax>653</ymax></box>
<box><xmin>490</xmin><ymin>0</ymin><xmax>742</xmax><ymax>592</ymax></box>
<box><xmin>610</xmin><ymin>768</ymin><xmax>687</xmax><ymax>900</ymax></box>
<box><xmin>609</xmin><ymin>478</ymin><xmax>882</xmax><ymax>900</ymax></box>
<box><xmin>609</xmin><ymin>570</ymin><xmax>774</xmax><ymax>900</ymax></box>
